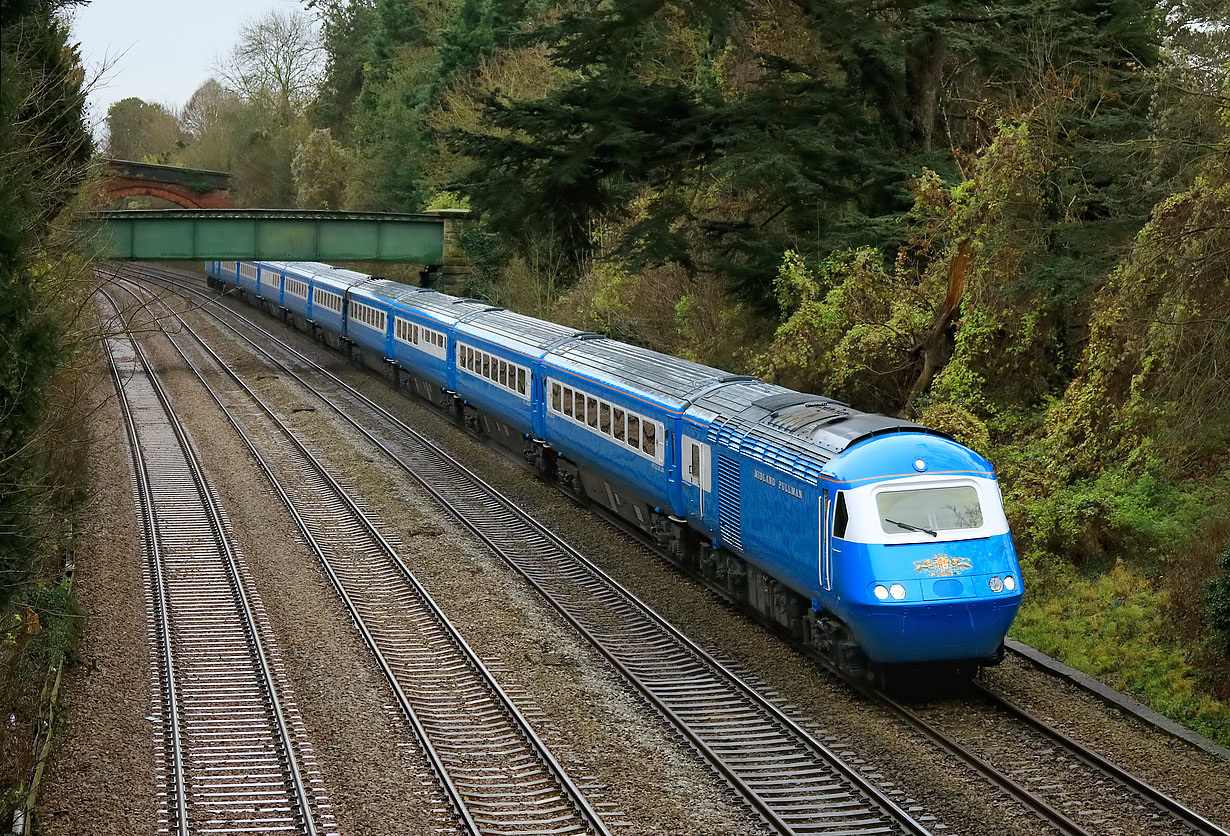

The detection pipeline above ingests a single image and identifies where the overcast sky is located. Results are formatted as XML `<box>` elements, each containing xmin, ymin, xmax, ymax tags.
<box><xmin>70</xmin><ymin>0</ymin><xmax>307</xmax><ymax>133</ymax></box>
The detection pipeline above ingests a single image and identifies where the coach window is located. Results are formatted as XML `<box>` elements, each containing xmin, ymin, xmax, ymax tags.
<box><xmin>586</xmin><ymin>397</ymin><xmax>598</xmax><ymax>428</ymax></box>
<box><xmin>563</xmin><ymin>388</ymin><xmax>574</xmax><ymax>417</ymax></box>
<box><xmin>613</xmin><ymin>408</ymin><xmax>625</xmax><ymax>441</ymax></box>
<box><xmin>643</xmin><ymin>422</ymin><xmax>657</xmax><ymax>456</ymax></box>
<box><xmin>517</xmin><ymin>368</ymin><xmax>527</xmax><ymax>394</ymax></box>
<box><xmin>551</xmin><ymin>383</ymin><xmax>561</xmax><ymax>411</ymax></box>
<box><xmin>482</xmin><ymin>354</ymin><xmax>490</xmax><ymax>378</ymax></box>
<box><xmin>600</xmin><ymin>403</ymin><xmax>611</xmax><ymax>435</ymax></box>
<box><xmin>833</xmin><ymin>492</ymin><xmax>849</xmax><ymax>539</ymax></box>
<box><xmin>628</xmin><ymin>415</ymin><xmax>640</xmax><ymax>448</ymax></box>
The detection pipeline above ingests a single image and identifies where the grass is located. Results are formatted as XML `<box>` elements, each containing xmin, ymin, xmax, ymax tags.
<box><xmin>1011</xmin><ymin>557</ymin><xmax>1230</xmax><ymax>748</ymax></box>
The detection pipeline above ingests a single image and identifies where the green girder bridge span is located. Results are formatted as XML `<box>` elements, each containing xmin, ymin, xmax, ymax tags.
<box><xmin>87</xmin><ymin>209</ymin><xmax>445</xmax><ymax>265</ymax></box>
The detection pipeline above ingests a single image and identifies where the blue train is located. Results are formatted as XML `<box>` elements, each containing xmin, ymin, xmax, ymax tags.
<box><xmin>204</xmin><ymin>259</ymin><xmax>1024</xmax><ymax>682</ymax></box>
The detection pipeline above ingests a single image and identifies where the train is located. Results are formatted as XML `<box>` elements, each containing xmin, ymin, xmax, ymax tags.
<box><xmin>203</xmin><ymin>259</ymin><xmax>1024</xmax><ymax>684</ymax></box>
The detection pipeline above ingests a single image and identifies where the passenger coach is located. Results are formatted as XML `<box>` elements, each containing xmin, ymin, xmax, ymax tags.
<box><xmin>203</xmin><ymin>259</ymin><xmax>1024</xmax><ymax>682</ymax></box>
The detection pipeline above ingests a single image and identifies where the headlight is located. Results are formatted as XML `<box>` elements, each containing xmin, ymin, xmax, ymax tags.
<box><xmin>989</xmin><ymin>576</ymin><xmax>1004</xmax><ymax>593</ymax></box>
<box><xmin>1003</xmin><ymin>575</ymin><xmax>1016</xmax><ymax>591</ymax></box>
<box><xmin>873</xmin><ymin>585</ymin><xmax>889</xmax><ymax>601</ymax></box>
<box><xmin>889</xmin><ymin>583</ymin><xmax>906</xmax><ymax>600</ymax></box>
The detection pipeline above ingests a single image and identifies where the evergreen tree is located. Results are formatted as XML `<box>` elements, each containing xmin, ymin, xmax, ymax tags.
<box><xmin>0</xmin><ymin>0</ymin><xmax>92</xmax><ymax>603</ymax></box>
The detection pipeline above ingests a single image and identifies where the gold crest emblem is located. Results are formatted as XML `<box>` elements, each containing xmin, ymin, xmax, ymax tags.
<box><xmin>913</xmin><ymin>554</ymin><xmax>972</xmax><ymax>577</ymax></box>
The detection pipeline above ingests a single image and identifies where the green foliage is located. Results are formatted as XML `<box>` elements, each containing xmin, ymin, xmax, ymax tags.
<box><xmin>1013</xmin><ymin>560</ymin><xmax>1230</xmax><ymax>746</ymax></box>
<box><xmin>1</xmin><ymin>0</ymin><xmax>91</xmax><ymax>597</ymax></box>
<box><xmin>292</xmin><ymin>128</ymin><xmax>353</xmax><ymax>209</ymax></box>
<box><xmin>0</xmin><ymin>0</ymin><xmax>91</xmax><ymax>816</ymax></box>
<box><xmin>104</xmin><ymin>97</ymin><xmax>184</xmax><ymax>162</ymax></box>
<box><xmin>287</xmin><ymin>0</ymin><xmax>1228</xmax><ymax>738</ymax></box>
<box><xmin>1208</xmin><ymin>544</ymin><xmax>1230</xmax><ymax>653</ymax></box>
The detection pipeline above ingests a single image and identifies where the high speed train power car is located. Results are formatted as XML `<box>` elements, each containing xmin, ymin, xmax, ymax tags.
<box><xmin>205</xmin><ymin>259</ymin><xmax>1024</xmax><ymax>682</ymax></box>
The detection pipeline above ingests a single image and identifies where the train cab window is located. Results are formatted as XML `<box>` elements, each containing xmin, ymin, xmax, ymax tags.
<box><xmin>586</xmin><ymin>397</ymin><xmax>598</xmax><ymax>428</ymax></box>
<box><xmin>600</xmin><ymin>403</ymin><xmax>611</xmax><ymax>435</ymax></box>
<box><xmin>642</xmin><ymin>422</ymin><xmax>656</xmax><ymax>456</ymax></box>
<box><xmin>517</xmin><ymin>368</ymin><xmax>527</xmax><ymax>395</ymax></box>
<box><xmin>833</xmin><ymin>492</ymin><xmax>849</xmax><ymax>539</ymax></box>
<box><xmin>876</xmin><ymin>485</ymin><xmax>983</xmax><ymax>535</ymax></box>
<box><xmin>563</xmin><ymin>388</ymin><xmax>574</xmax><ymax>417</ymax></box>
<box><xmin>613</xmin><ymin>408</ymin><xmax>625</xmax><ymax>441</ymax></box>
<box><xmin>628</xmin><ymin>415</ymin><xmax>640</xmax><ymax>448</ymax></box>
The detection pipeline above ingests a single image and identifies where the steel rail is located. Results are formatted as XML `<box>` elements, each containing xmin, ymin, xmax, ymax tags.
<box><xmin>121</xmin><ymin>264</ymin><xmax>935</xmax><ymax>836</ymax></box>
<box><xmin>130</xmin><ymin>263</ymin><xmax>1230</xmax><ymax>836</ymax></box>
<box><xmin>112</xmin><ymin>278</ymin><xmax>611</xmax><ymax>836</ymax></box>
<box><xmin>103</xmin><ymin>299</ymin><xmax>191</xmax><ymax>836</ymax></box>
<box><xmin>973</xmin><ymin>685</ymin><xmax>1228</xmax><ymax>836</ymax></box>
<box><xmin>99</xmin><ymin>287</ymin><xmax>323</xmax><ymax>836</ymax></box>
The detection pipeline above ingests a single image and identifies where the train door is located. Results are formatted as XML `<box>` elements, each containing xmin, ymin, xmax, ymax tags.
<box><xmin>681</xmin><ymin>435</ymin><xmax>711</xmax><ymax>523</ymax></box>
<box><xmin>819</xmin><ymin>489</ymin><xmax>832</xmax><ymax>591</ymax></box>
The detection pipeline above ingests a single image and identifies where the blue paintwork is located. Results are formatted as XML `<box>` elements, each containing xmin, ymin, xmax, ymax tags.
<box><xmin>206</xmin><ymin>259</ymin><xmax>1025</xmax><ymax>667</ymax></box>
<box><xmin>387</xmin><ymin>306</ymin><xmax>451</xmax><ymax>389</ymax></box>
<box><xmin>830</xmin><ymin>431</ymin><xmax>994</xmax><ymax>485</ymax></box>
<box><xmin>452</xmin><ymin>340</ymin><xmax>534</xmax><ymax>433</ymax></box>
<box><xmin>541</xmin><ymin>359</ymin><xmax>676</xmax><ymax>514</ymax></box>
<box><xmin>307</xmin><ymin>271</ymin><xmax>349</xmax><ymax>334</ymax></box>
<box><xmin>345</xmin><ymin>288</ymin><xmax>393</xmax><ymax>356</ymax></box>
<box><xmin>255</xmin><ymin>263</ymin><xmax>282</xmax><ymax>308</ymax></box>
<box><xmin>279</xmin><ymin>263</ymin><xmax>312</xmax><ymax>319</ymax></box>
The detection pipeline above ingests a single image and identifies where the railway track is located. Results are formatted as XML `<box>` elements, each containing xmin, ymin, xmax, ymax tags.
<box><xmin>119</xmin><ymin>264</ymin><xmax>1230</xmax><ymax>836</ymax></box>
<box><xmin>100</xmin><ymin>290</ymin><xmax>334</xmax><ymax>836</ymax></box>
<box><xmin>115</xmin><ymin>267</ymin><xmax>937</xmax><ymax>835</ymax></box>
<box><xmin>108</xmin><ymin>279</ymin><xmax>613</xmax><ymax>836</ymax></box>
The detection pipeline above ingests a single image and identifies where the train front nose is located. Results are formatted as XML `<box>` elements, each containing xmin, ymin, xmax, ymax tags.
<box><xmin>849</xmin><ymin>594</ymin><xmax>1022</xmax><ymax>663</ymax></box>
<box><xmin>846</xmin><ymin>536</ymin><xmax>1023</xmax><ymax>664</ymax></box>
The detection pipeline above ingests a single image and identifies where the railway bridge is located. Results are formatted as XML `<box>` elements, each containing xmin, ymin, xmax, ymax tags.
<box><xmin>101</xmin><ymin>159</ymin><xmax>234</xmax><ymax>209</ymax></box>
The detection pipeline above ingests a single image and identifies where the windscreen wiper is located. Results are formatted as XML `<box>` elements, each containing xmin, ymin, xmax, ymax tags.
<box><xmin>885</xmin><ymin>517</ymin><xmax>937</xmax><ymax>537</ymax></box>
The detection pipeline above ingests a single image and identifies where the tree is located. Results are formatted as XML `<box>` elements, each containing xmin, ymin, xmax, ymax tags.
<box><xmin>292</xmin><ymin>128</ymin><xmax>352</xmax><ymax>208</ymax></box>
<box><xmin>216</xmin><ymin>8</ymin><xmax>325</xmax><ymax>126</ymax></box>
<box><xmin>450</xmin><ymin>0</ymin><xmax>1162</xmax><ymax>300</ymax></box>
<box><xmin>309</xmin><ymin>0</ymin><xmax>380</xmax><ymax>140</ymax></box>
<box><xmin>104</xmin><ymin>97</ymin><xmax>184</xmax><ymax>162</ymax></box>
<box><xmin>175</xmin><ymin>80</ymin><xmax>246</xmax><ymax>172</ymax></box>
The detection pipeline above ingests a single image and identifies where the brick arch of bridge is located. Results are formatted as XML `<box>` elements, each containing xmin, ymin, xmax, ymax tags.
<box><xmin>103</xmin><ymin>179</ymin><xmax>232</xmax><ymax>209</ymax></box>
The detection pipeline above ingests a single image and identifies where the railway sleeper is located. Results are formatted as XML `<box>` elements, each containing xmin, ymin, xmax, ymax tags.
<box><xmin>215</xmin><ymin>279</ymin><xmax>978</xmax><ymax>690</ymax></box>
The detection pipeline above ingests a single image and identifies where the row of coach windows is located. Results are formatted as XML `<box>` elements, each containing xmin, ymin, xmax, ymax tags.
<box><xmin>350</xmin><ymin>300</ymin><xmax>387</xmax><ymax>332</ymax></box>
<box><xmin>222</xmin><ymin>260</ymin><xmax>238</xmax><ymax>274</ymax></box>
<box><xmin>548</xmin><ymin>380</ymin><xmax>661</xmax><ymax>461</ymax></box>
<box><xmin>284</xmin><ymin>277</ymin><xmax>309</xmax><ymax>300</ymax></box>
<box><xmin>459</xmin><ymin>344</ymin><xmax>529</xmax><ymax>397</ymax></box>
<box><xmin>394</xmin><ymin>318</ymin><xmax>445</xmax><ymax>352</ymax></box>
<box><xmin>313</xmin><ymin>287</ymin><xmax>343</xmax><ymax>314</ymax></box>
<box><xmin>240</xmin><ymin>262</ymin><xmax>259</xmax><ymax>281</ymax></box>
